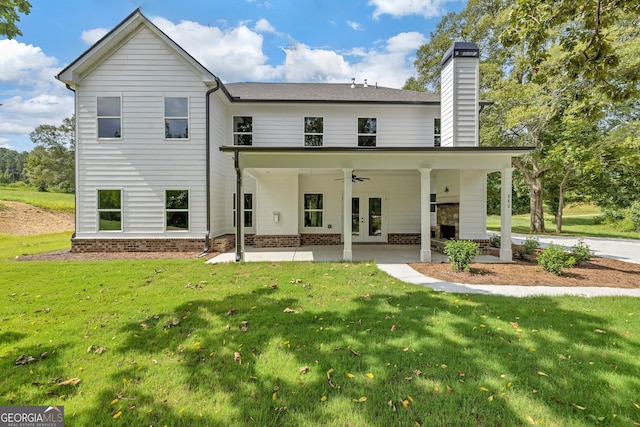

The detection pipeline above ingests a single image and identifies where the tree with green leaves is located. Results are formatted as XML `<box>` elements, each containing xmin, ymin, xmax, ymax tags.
<box><xmin>26</xmin><ymin>116</ymin><xmax>75</xmax><ymax>192</ymax></box>
<box><xmin>407</xmin><ymin>0</ymin><xmax>639</xmax><ymax>233</ymax></box>
<box><xmin>0</xmin><ymin>0</ymin><xmax>31</xmax><ymax>39</ymax></box>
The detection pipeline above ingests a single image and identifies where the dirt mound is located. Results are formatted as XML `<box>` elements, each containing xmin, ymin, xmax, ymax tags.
<box><xmin>0</xmin><ymin>201</ymin><xmax>74</xmax><ymax>235</ymax></box>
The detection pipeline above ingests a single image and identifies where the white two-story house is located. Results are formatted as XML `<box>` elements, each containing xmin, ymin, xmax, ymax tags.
<box><xmin>56</xmin><ymin>9</ymin><xmax>529</xmax><ymax>262</ymax></box>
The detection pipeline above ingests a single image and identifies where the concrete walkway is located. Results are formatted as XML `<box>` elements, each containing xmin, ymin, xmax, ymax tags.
<box><xmin>207</xmin><ymin>239</ymin><xmax>640</xmax><ymax>298</ymax></box>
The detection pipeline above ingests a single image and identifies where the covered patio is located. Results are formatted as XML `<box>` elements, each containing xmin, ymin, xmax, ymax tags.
<box><xmin>221</xmin><ymin>146</ymin><xmax>530</xmax><ymax>263</ymax></box>
<box><xmin>206</xmin><ymin>244</ymin><xmax>505</xmax><ymax>264</ymax></box>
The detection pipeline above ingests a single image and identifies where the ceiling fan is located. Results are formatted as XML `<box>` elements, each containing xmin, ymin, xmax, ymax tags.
<box><xmin>335</xmin><ymin>173</ymin><xmax>371</xmax><ymax>182</ymax></box>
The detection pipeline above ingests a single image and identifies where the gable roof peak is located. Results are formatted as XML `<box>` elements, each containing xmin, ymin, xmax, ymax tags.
<box><xmin>56</xmin><ymin>8</ymin><xmax>218</xmax><ymax>86</ymax></box>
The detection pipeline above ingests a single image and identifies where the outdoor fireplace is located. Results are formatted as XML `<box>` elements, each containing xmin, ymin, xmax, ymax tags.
<box><xmin>436</xmin><ymin>203</ymin><xmax>459</xmax><ymax>240</ymax></box>
<box><xmin>440</xmin><ymin>225</ymin><xmax>456</xmax><ymax>239</ymax></box>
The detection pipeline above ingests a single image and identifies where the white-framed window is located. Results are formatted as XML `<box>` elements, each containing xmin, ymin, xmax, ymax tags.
<box><xmin>165</xmin><ymin>190</ymin><xmax>189</xmax><ymax>231</ymax></box>
<box><xmin>430</xmin><ymin>193</ymin><xmax>437</xmax><ymax>213</ymax></box>
<box><xmin>434</xmin><ymin>118</ymin><xmax>441</xmax><ymax>147</ymax></box>
<box><xmin>165</xmin><ymin>97</ymin><xmax>189</xmax><ymax>139</ymax></box>
<box><xmin>304</xmin><ymin>117</ymin><xmax>323</xmax><ymax>146</ymax></box>
<box><xmin>233</xmin><ymin>193</ymin><xmax>253</xmax><ymax>228</ymax></box>
<box><xmin>97</xmin><ymin>96</ymin><xmax>121</xmax><ymax>139</ymax></box>
<box><xmin>303</xmin><ymin>193</ymin><xmax>323</xmax><ymax>227</ymax></box>
<box><xmin>97</xmin><ymin>189</ymin><xmax>122</xmax><ymax>231</ymax></box>
<box><xmin>357</xmin><ymin>117</ymin><xmax>377</xmax><ymax>147</ymax></box>
<box><xmin>233</xmin><ymin>116</ymin><xmax>252</xmax><ymax>145</ymax></box>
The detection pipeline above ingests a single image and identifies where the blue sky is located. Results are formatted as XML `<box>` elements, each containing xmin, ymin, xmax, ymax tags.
<box><xmin>0</xmin><ymin>0</ymin><xmax>464</xmax><ymax>152</ymax></box>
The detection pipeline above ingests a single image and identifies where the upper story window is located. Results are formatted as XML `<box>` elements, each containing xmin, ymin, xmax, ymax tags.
<box><xmin>166</xmin><ymin>190</ymin><xmax>189</xmax><ymax>231</ymax></box>
<box><xmin>97</xmin><ymin>97</ymin><xmax>121</xmax><ymax>138</ymax></box>
<box><xmin>233</xmin><ymin>116</ymin><xmax>252</xmax><ymax>145</ymax></box>
<box><xmin>357</xmin><ymin>117</ymin><xmax>377</xmax><ymax>147</ymax></box>
<box><xmin>304</xmin><ymin>117</ymin><xmax>323</xmax><ymax>146</ymax></box>
<box><xmin>97</xmin><ymin>189</ymin><xmax>122</xmax><ymax>231</ymax></box>
<box><xmin>434</xmin><ymin>118</ymin><xmax>441</xmax><ymax>147</ymax></box>
<box><xmin>165</xmin><ymin>97</ymin><xmax>189</xmax><ymax>139</ymax></box>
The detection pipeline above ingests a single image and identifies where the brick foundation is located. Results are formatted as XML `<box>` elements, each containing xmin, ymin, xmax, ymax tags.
<box><xmin>252</xmin><ymin>234</ymin><xmax>301</xmax><ymax>248</ymax></box>
<box><xmin>71</xmin><ymin>238</ymin><xmax>205</xmax><ymax>253</ymax></box>
<box><xmin>300</xmin><ymin>233</ymin><xmax>342</xmax><ymax>245</ymax></box>
<box><xmin>388</xmin><ymin>233</ymin><xmax>421</xmax><ymax>245</ymax></box>
<box><xmin>431</xmin><ymin>238</ymin><xmax>492</xmax><ymax>255</ymax></box>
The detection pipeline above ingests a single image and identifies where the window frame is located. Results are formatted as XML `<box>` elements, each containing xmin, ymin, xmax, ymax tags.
<box><xmin>97</xmin><ymin>189</ymin><xmax>122</xmax><ymax>232</ymax></box>
<box><xmin>304</xmin><ymin>116</ymin><xmax>324</xmax><ymax>147</ymax></box>
<box><xmin>165</xmin><ymin>189</ymin><xmax>190</xmax><ymax>231</ymax></box>
<box><xmin>233</xmin><ymin>116</ymin><xmax>253</xmax><ymax>146</ymax></box>
<box><xmin>357</xmin><ymin>117</ymin><xmax>377</xmax><ymax>147</ymax></box>
<box><xmin>164</xmin><ymin>97</ymin><xmax>189</xmax><ymax>140</ymax></box>
<box><xmin>97</xmin><ymin>96</ymin><xmax>122</xmax><ymax>139</ymax></box>
<box><xmin>434</xmin><ymin>118</ymin><xmax>441</xmax><ymax>147</ymax></box>
<box><xmin>233</xmin><ymin>193</ymin><xmax>254</xmax><ymax>229</ymax></box>
<box><xmin>303</xmin><ymin>193</ymin><xmax>324</xmax><ymax>228</ymax></box>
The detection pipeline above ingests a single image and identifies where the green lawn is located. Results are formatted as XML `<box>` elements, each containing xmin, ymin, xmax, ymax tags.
<box><xmin>1</xmin><ymin>233</ymin><xmax>639</xmax><ymax>426</ymax></box>
<box><xmin>488</xmin><ymin>204</ymin><xmax>640</xmax><ymax>240</ymax></box>
<box><xmin>0</xmin><ymin>185</ymin><xmax>74</xmax><ymax>213</ymax></box>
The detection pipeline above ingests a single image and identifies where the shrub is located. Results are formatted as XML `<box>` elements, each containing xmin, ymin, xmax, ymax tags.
<box><xmin>571</xmin><ymin>238</ymin><xmax>592</xmax><ymax>264</ymax></box>
<box><xmin>629</xmin><ymin>201</ymin><xmax>640</xmax><ymax>231</ymax></box>
<box><xmin>444</xmin><ymin>240</ymin><xmax>480</xmax><ymax>272</ymax></box>
<box><xmin>537</xmin><ymin>243</ymin><xmax>576</xmax><ymax>276</ymax></box>
<box><xmin>523</xmin><ymin>235</ymin><xmax>539</xmax><ymax>255</ymax></box>
<box><xmin>489</xmin><ymin>235</ymin><xmax>501</xmax><ymax>248</ymax></box>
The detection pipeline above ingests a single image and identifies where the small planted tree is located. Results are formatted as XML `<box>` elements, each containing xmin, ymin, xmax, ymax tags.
<box><xmin>444</xmin><ymin>240</ymin><xmax>480</xmax><ymax>272</ymax></box>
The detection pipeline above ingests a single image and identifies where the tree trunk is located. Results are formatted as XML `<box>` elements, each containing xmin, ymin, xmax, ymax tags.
<box><xmin>555</xmin><ymin>167</ymin><xmax>572</xmax><ymax>234</ymax></box>
<box><xmin>530</xmin><ymin>184</ymin><xmax>545</xmax><ymax>233</ymax></box>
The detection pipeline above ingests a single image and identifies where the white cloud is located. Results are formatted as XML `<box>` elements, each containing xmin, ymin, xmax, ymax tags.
<box><xmin>152</xmin><ymin>17</ymin><xmax>281</xmax><ymax>81</ymax></box>
<box><xmin>81</xmin><ymin>27</ymin><xmax>109</xmax><ymax>45</ymax></box>
<box><xmin>369</xmin><ymin>0</ymin><xmax>450</xmax><ymax>19</ymax></box>
<box><xmin>0</xmin><ymin>40</ymin><xmax>57</xmax><ymax>84</ymax></box>
<box><xmin>347</xmin><ymin>21</ymin><xmax>363</xmax><ymax>31</ymax></box>
<box><xmin>282</xmin><ymin>43</ymin><xmax>352</xmax><ymax>82</ymax></box>
<box><xmin>0</xmin><ymin>39</ymin><xmax>74</xmax><ymax>151</ymax></box>
<box><xmin>254</xmin><ymin>18</ymin><xmax>275</xmax><ymax>33</ymax></box>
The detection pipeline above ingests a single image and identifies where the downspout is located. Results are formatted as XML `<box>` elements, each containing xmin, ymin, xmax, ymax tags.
<box><xmin>234</xmin><ymin>150</ymin><xmax>243</xmax><ymax>262</ymax></box>
<box><xmin>198</xmin><ymin>79</ymin><xmax>221</xmax><ymax>257</ymax></box>
<box><xmin>65</xmin><ymin>84</ymin><xmax>78</xmax><ymax>244</ymax></box>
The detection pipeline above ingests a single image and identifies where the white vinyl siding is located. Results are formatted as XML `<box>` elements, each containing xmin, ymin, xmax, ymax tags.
<box><xmin>225</xmin><ymin>105</ymin><xmax>437</xmax><ymax>148</ymax></box>
<box><xmin>440</xmin><ymin>57</ymin><xmax>478</xmax><ymax>147</ymax></box>
<box><xmin>75</xmin><ymin>26</ymin><xmax>207</xmax><ymax>238</ymax></box>
<box><xmin>459</xmin><ymin>170</ymin><xmax>486</xmax><ymax>239</ymax></box>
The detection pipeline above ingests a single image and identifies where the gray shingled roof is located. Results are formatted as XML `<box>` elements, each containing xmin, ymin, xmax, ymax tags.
<box><xmin>223</xmin><ymin>82</ymin><xmax>440</xmax><ymax>104</ymax></box>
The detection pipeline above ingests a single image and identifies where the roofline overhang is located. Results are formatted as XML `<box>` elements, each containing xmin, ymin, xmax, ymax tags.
<box><xmin>220</xmin><ymin>145</ymin><xmax>533</xmax><ymax>155</ymax></box>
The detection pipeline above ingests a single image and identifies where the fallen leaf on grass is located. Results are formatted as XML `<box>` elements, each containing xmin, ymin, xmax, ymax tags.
<box><xmin>525</xmin><ymin>414</ymin><xmax>535</xmax><ymax>424</ymax></box>
<box><xmin>234</xmin><ymin>352</ymin><xmax>241</xmax><ymax>363</ymax></box>
<box><xmin>633</xmin><ymin>402</ymin><xmax>640</xmax><ymax>410</ymax></box>
<box><xmin>572</xmin><ymin>403</ymin><xmax>586</xmax><ymax>410</ymax></box>
<box><xmin>58</xmin><ymin>378</ymin><xmax>81</xmax><ymax>386</ymax></box>
<box><xmin>227</xmin><ymin>309</ymin><xmax>237</xmax><ymax>316</ymax></box>
<box><xmin>113</xmin><ymin>411</ymin><xmax>122</xmax><ymax>419</ymax></box>
<box><xmin>594</xmin><ymin>329</ymin><xmax>606</xmax><ymax>334</ymax></box>
<box><xmin>299</xmin><ymin>366</ymin><xmax>309</xmax><ymax>374</ymax></box>
<box><xmin>349</xmin><ymin>348</ymin><xmax>361</xmax><ymax>357</ymax></box>
<box><xmin>283</xmin><ymin>308</ymin><xmax>296</xmax><ymax>313</ymax></box>
<box><xmin>537</xmin><ymin>371</ymin><xmax>548</xmax><ymax>376</ymax></box>
<box><xmin>391</xmin><ymin>325</ymin><xmax>397</xmax><ymax>332</ymax></box>
<box><xmin>347</xmin><ymin>373</ymin><xmax>355</xmax><ymax>379</ymax></box>
<box><xmin>320</xmin><ymin>396</ymin><xmax>327</xmax><ymax>402</ymax></box>
<box><xmin>558</xmin><ymin>354</ymin><xmax>568</xmax><ymax>360</ymax></box>
<box><xmin>353</xmin><ymin>396</ymin><xmax>367</xmax><ymax>403</ymax></box>
<box><xmin>366</xmin><ymin>373</ymin><xmax>375</xmax><ymax>379</ymax></box>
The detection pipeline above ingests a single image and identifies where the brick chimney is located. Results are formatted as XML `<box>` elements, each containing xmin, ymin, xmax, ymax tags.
<box><xmin>440</xmin><ymin>42</ymin><xmax>480</xmax><ymax>147</ymax></box>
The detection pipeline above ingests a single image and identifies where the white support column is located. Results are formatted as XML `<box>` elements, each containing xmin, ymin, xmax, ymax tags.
<box><xmin>500</xmin><ymin>167</ymin><xmax>513</xmax><ymax>262</ymax></box>
<box><xmin>342</xmin><ymin>168</ymin><xmax>353</xmax><ymax>261</ymax></box>
<box><xmin>419</xmin><ymin>168</ymin><xmax>432</xmax><ymax>262</ymax></box>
